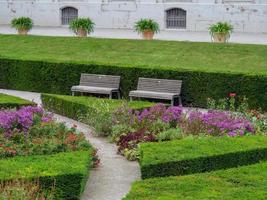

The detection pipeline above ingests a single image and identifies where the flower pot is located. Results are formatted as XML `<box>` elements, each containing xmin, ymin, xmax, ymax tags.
<box><xmin>18</xmin><ymin>28</ymin><xmax>28</xmax><ymax>35</ymax></box>
<box><xmin>142</xmin><ymin>30</ymin><xmax>154</xmax><ymax>40</ymax></box>
<box><xmin>212</xmin><ymin>32</ymin><xmax>230</xmax><ymax>43</ymax></box>
<box><xmin>76</xmin><ymin>28</ymin><xmax>87</xmax><ymax>37</ymax></box>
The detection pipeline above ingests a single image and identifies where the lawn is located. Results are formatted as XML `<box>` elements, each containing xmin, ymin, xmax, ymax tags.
<box><xmin>0</xmin><ymin>35</ymin><xmax>266</xmax><ymax>75</ymax></box>
<box><xmin>124</xmin><ymin>161</ymin><xmax>267</xmax><ymax>200</ymax></box>
<box><xmin>0</xmin><ymin>93</ymin><xmax>35</xmax><ymax>108</ymax></box>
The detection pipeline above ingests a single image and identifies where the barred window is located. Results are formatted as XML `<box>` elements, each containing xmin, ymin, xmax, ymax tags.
<box><xmin>166</xmin><ymin>8</ymin><xmax>186</xmax><ymax>29</ymax></box>
<box><xmin>61</xmin><ymin>7</ymin><xmax>78</xmax><ymax>25</ymax></box>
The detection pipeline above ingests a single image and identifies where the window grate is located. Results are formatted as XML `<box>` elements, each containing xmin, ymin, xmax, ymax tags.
<box><xmin>61</xmin><ymin>7</ymin><xmax>78</xmax><ymax>25</ymax></box>
<box><xmin>166</xmin><ymin>8</ymin><xmax>186</xmax><ymax>29</ymax></box>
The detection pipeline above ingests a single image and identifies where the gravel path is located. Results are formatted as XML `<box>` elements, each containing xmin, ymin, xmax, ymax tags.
<box><xmin>0</xmin><ymin>89</ymin><xmax>140</xmax><ymax>200</ymax></box>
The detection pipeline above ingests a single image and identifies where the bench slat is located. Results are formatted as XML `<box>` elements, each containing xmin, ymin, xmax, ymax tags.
<box><xmin>137</xmin><ymin>78</ymin><xmax>182</xmax><ymax>94</ymax></box>
<box><xmin>80</xmin><ymin>73</ymin><xmax>121</xmax><ymax>88</ymax></box>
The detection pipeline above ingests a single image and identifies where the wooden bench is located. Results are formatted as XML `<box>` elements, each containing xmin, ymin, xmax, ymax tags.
<box><xmin>129</xmin><ymin>77</ymin><xmax>182</xmax><ymax>106</ymax></box>
<box><xmin>71</xmin><ymin>73</ymin><xmax>121</xmax><ymax>99</ymax></box>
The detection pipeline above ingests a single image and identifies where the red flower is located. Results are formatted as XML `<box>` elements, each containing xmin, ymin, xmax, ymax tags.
<box><xmin>229</xmin><ymin>93</ymin><xmax>236</xmax><ymax>97</ymax></box>
<box><xmin>64</xmin><ymin>133</ymin><xmax>78</xmax><ymax>144</ymax></box>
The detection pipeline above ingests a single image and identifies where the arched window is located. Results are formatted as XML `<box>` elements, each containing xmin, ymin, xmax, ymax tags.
<box><xmin>166</xmin><ymin>8</ymin><xmax>186</xmax><ymax>29</ymax></box>
<box><xmin>61</xmin><ymin>7</ymin><xmax>78</xmax><ymax>25</ymax></box>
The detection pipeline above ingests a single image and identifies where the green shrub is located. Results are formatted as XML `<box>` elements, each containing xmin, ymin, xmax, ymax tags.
<box><xmin>124</xmin><ymin>161</ymin><xmax>267</xmax><ymax>200</ymax></box>
<box><xmin>156</xmin><ymin>128</ymin><xmax>183</xmax><ymax>142</ymax></box>
<box><xmin>0</xmin><ymin>151</ymin><xmax>92</xmax><ymax>200</ymax></box>
<box><xmin>139</xmin><ymin>136</ymin><xmax>267</xmax><ymax>179</ymax></box>
<box><xmin>0</xmin><ymin>93</ymin><xmax>36</xmax><ymax>108</ymax></box>
<box><xmin>1</xmin><ymin>58</ymin><xmax>266</xmax><ymax>111</ymax></box>
<box><xmin>11</xmin><ymin>17</ymin><xmax>33</xmax><ymax>31</ymax></box>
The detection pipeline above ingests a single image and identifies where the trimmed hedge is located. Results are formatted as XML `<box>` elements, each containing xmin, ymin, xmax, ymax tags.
<box><xmin>41</xmin><ymin>93</ymin><xmax>154</xmax><ymax>121</ymax></box>
<box><xmin>0</xmin><ymin>93</ymin><xmax>36</xmax><ymax>108</ymax></box>
<box><xmin>140</xmin><ymin>136</ymin><xmax>267</xmax><ymax>179</ymax></box>
<box><xmin>1</xmin><ymin>58</ymin><xmax>266</xmax><ymax>110</ymax></box>
<box><xmin>0</xmin><ymin>151</ymin><xmax>92</xmax><ymax>199</ymax></box>
<box><xmin>124</xmin><ymin>161</ymin><xmax>267</xmax><ymax>200</ymax></box>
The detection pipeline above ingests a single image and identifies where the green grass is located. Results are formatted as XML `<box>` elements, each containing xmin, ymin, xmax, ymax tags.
<box><xmin>124</xmin><ymin>161</ymin><xmax>267</xmax><ymax>200</ymax></box>
<box><xmin>140</xmin><ymin>136</ymin><xmax>267</xmax><ymax>178</ymax></box>
<box><xmin>0</xmin><ymin>93</ymin><xmax>35</xmax><ymax>108</ymax></box>
<box><xmin>0</xmin><ymin>35</ymin><xmax>266</xmax><ymax>75</ymax></box>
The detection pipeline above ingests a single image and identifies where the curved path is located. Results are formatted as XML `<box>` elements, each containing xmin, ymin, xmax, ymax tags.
<box><xmin>0</xmin><ymin>89</ymin><xmax>140</xmax><ymax>200</ymax></box>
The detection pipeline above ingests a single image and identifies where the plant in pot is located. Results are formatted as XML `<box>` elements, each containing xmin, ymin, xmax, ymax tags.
<box><xmin>134</xmin><ymin>19</ymin><xmax>159</xmax><ymax>40</ymax></box>
<box><xmin>69</xmin><ymin>18</ymin><xmax>94</xmax><ymax>37</ymax></box>
<box><xmin>11</xmin><ymin>17</ymin><xmax>33</xmax><ymax>35</ymax></box>
<box><xmin>209</xmin><ymin>22</ymin><xmax>233</xmax><ymax>43</ymax></box>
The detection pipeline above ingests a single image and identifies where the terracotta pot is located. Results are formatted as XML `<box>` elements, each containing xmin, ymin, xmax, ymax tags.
<box><xmin>212</xmin><ymin>32</ymin><xmax>230</xmax><ymax>43</ymax></box>
<box><xmin>142</xmin><ymin>30</ymin><xmax>154</xmax><ymax>40</ymax></box>
<box><xmin>18</xmin><ymin>28</ymin><xmax>28</xmax><ymax>35</ymax></box>
<box><xmin>76</xmin><ymin>28</ymin><xmax>87</xmax><ymax>37</ymax></box>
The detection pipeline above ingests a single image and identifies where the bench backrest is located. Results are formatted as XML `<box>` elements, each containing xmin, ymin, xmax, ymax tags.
<box><xmin>79</xmin><ymin>74</ymin><xmax>121</xmax><ymax>88</ymax></box>
<box><xmin>137</xmin><ymin>78</ymin><xmax>182</xmax><ymax>94</ymax></box>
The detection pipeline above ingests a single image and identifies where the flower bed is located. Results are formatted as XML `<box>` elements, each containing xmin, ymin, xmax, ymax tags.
<box><xmin>139</xmin><ymin>136</ymin><xmax>267</xmax><ymax>179</ymax></box>
<box><xmin>41</xmin><ymin>93</ymin><xmax>155</xmax><ymax>136</ymax></box>
<box><xmin>0</xmin><ymin>93</ymin><xmax>35</xmax><ymax>109</ymax></box>
<box><xmin>124</xmin><ymin>161</ymin><xmax>267</xmax><ymax>200</ymax></box>
<box><xmin>0</xmin><ymin>106</ymin><xmax>91</xmax><ymax>158</ymax></box>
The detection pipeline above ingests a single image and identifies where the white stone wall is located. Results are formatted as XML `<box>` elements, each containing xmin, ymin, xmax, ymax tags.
<box><xmin>0</xmin><ymin>0</ymin><xmax>267</xmax><ymax>33</ymax></box>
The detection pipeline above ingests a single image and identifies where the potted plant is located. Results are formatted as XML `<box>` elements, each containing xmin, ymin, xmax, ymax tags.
<box><xmin>209</xmin><ymin>22</ymin><xmax>233</xmax><ymax>43</ymax></box>
<box><xmin>69</xmin><ymin>18</ymin><xmax>94</xmax><ymax>37</ymax></box>
<box><xmin>134</xmin><ymin>19</ymin><xmax>159</xmax><ymax>40</ymax></box>
<box><xmin>11</xmin><ymin>17</ymin><xmax>33</xmax><ymax>35</ymax></box>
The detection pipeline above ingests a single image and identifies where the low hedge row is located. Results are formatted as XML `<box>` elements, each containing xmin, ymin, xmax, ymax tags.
<box><xmin>0</xmin><ymin>93</ymin><xmax>36</xmax><ymax>108</ymax></box>
<box><xmin>124</xmin><ymin>161</ymin><xmax>267</xmax><ymax>200</ymax></box>
<box><xmin>1</xmin><ymin>58</ymin><xmax>266</xmax><ymax>110</ymax></box>
<box><xmin>0</xmin><ymin>151</ymin><xmax>92</xmax><ymax>199</ymax></box>
<box><xmin>140</xmin><ymin>136</ymin><xmax>267</xmax><ymax>179</ymax></box>
<box><xmin>41</xmin><ymin>93</ymin><xmax>154</xmax><ymax>120</ymax></box>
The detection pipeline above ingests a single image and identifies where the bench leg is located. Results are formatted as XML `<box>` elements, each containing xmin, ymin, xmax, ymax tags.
<box><xmin>109</xmin><ymin>93</ymin><xmax>112</xmax><ymax>99</ymax></box>
<box><xmin>178</xmin><ymin>96</ymin><xmax>182</xmax><ymax>106</ymax></box>
<box><xmin>72</xmin><ymin>92</ymin><xmax>75</xmax><ymax>96</ymax></box>
<box><xmin>171</xmin><ymin>99</ymin><xmax>174</xmax><ymax>106</ymax></box>
<box><xmin>117</xmin><ymin>91</ymin><xmax>121</xmax><ymax>99</ymax></box>
<box><xmin>130</xmin><ymin>96</ymin><xmax>133</xmax><ymax>101</ymax></box>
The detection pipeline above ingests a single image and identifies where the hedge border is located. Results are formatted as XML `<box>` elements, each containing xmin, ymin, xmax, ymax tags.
<box><xmin>1</xmin><ymin>58</ymin><xmax>266</xmax><ymax>110</ymax></box>
<box><xmin>140</xmin><ymin>136</ymin><xmax>267</xmax><ymax>179</ymax></box>
<box><xmin>0</xmin><ymin>151</ymin><xmax>92</xmax><ymax>199</ymax></box>
<box><xmin>124</xmin><ymin>161</ymin><xmax>267</xmax><ymax>200</ymax></box>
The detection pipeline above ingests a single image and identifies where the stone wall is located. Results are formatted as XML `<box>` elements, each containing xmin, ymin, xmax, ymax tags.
<box><xmin>0</xmin><ymin>0</ymin><xmax>267</xmax><ymax>33</ymax></box>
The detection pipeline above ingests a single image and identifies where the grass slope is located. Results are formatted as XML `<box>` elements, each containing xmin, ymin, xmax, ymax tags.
<box><xmin>0</xmin><ymin>93</ymin><xmax>35</xmax><ymax>108</ymax></box>
<box><xmin>124</xmin><ymin>161</ymin><xmax>267</xmax><ymax>200</ymax></box>
<box><xmin>0</xmin><ymin>35</ymin><xmax>266</xmax><ymax>75</ymax></box>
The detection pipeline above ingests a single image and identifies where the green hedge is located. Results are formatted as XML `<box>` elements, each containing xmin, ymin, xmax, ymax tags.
<box><xmin>1</xmin><ymin>58</ymin><xmax>266</xmax><ymax>110</ymax></box>
<box><xmin>0</xmin><ymin>151</ymin><xmax>92</xmax><ymax>199</ymax></box>
<box><xmin>41</xmin><ymin>93</ymin><xmax>154</xmax><ymax>120</ymax></box>
<box><xmin>124</xmin><ymin>161</ymin><xmax>267</xmax><ymax>200</ymax></box>
<box><xmin>0</xmin><ymin>93</ymin><xmax>36</xmax><ymax>108</ymax></box>
<box><xmin>140</xmin><ymin>136</ymin><xmax>267</xmax><ymax>179</ymax></box>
